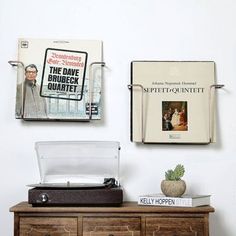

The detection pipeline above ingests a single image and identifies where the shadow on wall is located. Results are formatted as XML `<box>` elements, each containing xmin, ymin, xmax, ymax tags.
<box><xmin>210</xmin><ymin>212</ymin><xmax>229</xmax><ymax>236</ymax></box>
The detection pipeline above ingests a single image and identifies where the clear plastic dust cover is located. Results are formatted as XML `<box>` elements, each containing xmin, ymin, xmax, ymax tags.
<box><xmin>34</xmin><ymin>141</ymin><xmax>120</xmax><ymax>186</ymax></box>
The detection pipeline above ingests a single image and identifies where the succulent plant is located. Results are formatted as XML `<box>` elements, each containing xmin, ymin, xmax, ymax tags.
<box><xmin>165</xmin><ymin>164</ymin><xmax>185</xmax><ymax>181</ymax></box>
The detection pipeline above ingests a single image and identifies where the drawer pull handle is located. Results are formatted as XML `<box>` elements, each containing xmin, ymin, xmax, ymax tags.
<box><xmin>108</xmin><ymin>234</ymin><xmax>114</xmax><ymax>236</ymax></box>
<box><xmin>45</xmin><ymin>234</ymin><xmax>51</xmax><ymax>236</ymax></box>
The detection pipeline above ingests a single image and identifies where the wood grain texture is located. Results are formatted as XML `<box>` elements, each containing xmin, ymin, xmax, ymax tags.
<box><xmin>83</xmin><ymin>217</ymin><xmax>141</xmax><ymax>236</ymax></box>
<box><xmin>19</xmin><ymin>217</ymin><xmax>77</xmax><ymax>236</ymax></box>
<box><xmin>10</xmin><ymin>202</ymin><xmax>215</xmax><ymax>213</ymax></box>
<box><xmin>10</xmin><ymin>202</ymin><xmax>214</xmax><ymax>236</ymax></box>
<box><xmin>146</xmin><ymin>217</ymin><xmax>205</xmax><ymax>236</ymax></box>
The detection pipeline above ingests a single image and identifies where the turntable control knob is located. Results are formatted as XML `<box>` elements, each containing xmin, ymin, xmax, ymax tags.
<box><xmin>39</xmin><ymin>193</ymin><xmax>49</xmax><ymax>203</ymax></box>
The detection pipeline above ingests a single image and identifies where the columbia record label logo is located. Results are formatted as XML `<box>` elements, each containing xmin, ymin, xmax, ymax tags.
<box><xmin>21</xmin><ymin>41</ymin><xmax>29</xmax><ymax>48</ymax></box>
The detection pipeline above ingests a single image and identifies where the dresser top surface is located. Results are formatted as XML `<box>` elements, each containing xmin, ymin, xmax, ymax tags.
<box><xmin>10</xmin><ymin>201</ymin><xmax>215</xmax><ymax>214</ymax></box>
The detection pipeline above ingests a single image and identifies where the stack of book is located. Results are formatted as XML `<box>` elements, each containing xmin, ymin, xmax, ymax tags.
<box><xmin>138</xmin><ymin>194</ymin><xmax>211</xmax><ymax>207</ymax></box>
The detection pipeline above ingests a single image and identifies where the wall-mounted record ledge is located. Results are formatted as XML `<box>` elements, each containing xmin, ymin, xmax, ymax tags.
<box><xmin>9</xmin><ymin>59</ymin><xmax>106</xmax><ymax>121</ymax></box>
<box><xmin>128</xmin><ymin>83</ymin><xmax>225</xmax><ymax>144</ymax></box>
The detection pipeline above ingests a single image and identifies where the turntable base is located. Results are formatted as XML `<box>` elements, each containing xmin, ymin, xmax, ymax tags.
<box><xmin>28</xmin><ymin>187</ymin><xmax>123</xmax><ymax>206</ymax></box>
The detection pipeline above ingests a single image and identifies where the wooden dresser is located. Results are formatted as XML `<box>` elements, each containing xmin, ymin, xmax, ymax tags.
<box><xmin>10</xmin><ymin>202</ymin><xmax>214</xmax><ymax>236</ymax></box>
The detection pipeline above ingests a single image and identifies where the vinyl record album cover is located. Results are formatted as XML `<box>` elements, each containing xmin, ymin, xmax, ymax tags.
<box><xmin>130</xmin><ymin>61</ymin><xmax>216</xmax><ymax>143</ymax></box>
<box><xmin>15</xmin><ymin>38</ymin><xmax>103</xmax><ymax>120</ymax></box>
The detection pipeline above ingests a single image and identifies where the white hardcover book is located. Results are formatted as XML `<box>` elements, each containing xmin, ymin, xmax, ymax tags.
<box><xmin>138</xmin><ymin>194</ymin><xmax>211</xmax><ymax>207</ymax></box>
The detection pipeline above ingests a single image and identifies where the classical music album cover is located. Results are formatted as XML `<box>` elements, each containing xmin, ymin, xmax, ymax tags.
<box><xmin>15</xmin><ymin>38</ymin><xmax>103</xmax><ymax>120</ymax></box>
<box><xmin>130</xmin><ymin>61</ymin><xmax>216</xmax><ymax>143</ymax></box>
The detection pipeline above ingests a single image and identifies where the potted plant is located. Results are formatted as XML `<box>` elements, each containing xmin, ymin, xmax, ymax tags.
<box><xmin>161</xmin><ymin>164</ymin><xmax>186</xmax><ymax>197</ymax></box>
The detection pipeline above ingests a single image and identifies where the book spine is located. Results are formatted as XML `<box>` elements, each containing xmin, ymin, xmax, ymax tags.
<box><xmin>138</xmin><ymin>196</ymin><xmax>192</xmax><ymax>207</ymax></box>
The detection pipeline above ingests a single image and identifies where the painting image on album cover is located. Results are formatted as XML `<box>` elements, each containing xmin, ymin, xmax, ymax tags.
<box><xmin>162</xmin><ymin>101</ymin><xmax>188</xmax><ymax>131</ymax></box>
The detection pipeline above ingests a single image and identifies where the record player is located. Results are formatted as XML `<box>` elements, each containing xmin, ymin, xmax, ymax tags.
<box><xmin>28</xmin><ymin>141</ymin><xmax>123</xmax><ymax>206</ymax></box>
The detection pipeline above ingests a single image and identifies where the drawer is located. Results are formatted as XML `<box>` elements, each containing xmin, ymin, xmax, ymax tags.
<box><xmin>83</xmin><ymin>217</ymin><xmax>141</xmax><ymax>236</ymax></box>
<box><xmin>19</xmin><ymin>217</ymin><xmax>78</xmax><ymax>236</ymax></box>
<box><xmin>146</xmin><ymin>217</ymin><xmax>205</xmax><ymax>236</ymax></box>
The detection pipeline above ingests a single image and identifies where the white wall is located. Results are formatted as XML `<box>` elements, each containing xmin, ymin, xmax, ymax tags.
<box><xmin>0</xmin><ymin>0</ymin><xmax>235</xmax><ymax>235</ymax></box>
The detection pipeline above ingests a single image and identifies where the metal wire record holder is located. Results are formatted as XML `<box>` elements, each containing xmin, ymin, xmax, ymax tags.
<box><xmin>9</xmin><ymin>60</ymin><xmax>105</xmax><ymax>121</ymax></box>
<box><xmin>128</xmin><ymin>83</ymin><xmax>224</xmax><ymax>144</ymax></box>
